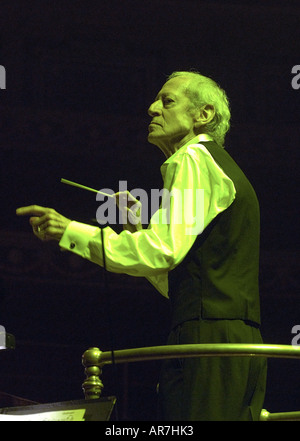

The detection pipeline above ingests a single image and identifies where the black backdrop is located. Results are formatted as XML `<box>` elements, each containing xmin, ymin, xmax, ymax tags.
<box><xmin>0</xmin><ymin>0</ymin><xmax>299</xmax><ymax>420</ymax></box>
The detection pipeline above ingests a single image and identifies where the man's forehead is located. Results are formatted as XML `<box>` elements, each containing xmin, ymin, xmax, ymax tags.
<box><xmin>156</xmin><ymin>77</ymin><xmax>189</xmax><ymax>99</ymax></box>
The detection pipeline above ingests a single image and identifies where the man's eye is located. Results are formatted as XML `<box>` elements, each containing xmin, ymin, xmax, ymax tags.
<box><xmin>164</xmin><ymin>98</ymin><xmax>173</xmax><ymax>105</ymax></box>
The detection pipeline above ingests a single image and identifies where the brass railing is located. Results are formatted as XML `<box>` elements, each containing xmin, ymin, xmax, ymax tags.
<box><xmin>82</xmin><ymin>343</ymin><xmax>300</xmax><ymax>421</ymax></box>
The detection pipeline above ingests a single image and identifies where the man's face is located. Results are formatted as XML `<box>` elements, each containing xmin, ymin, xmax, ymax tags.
<box><xmin>147</xmin><ymin>76</ymin><xmax>198</xmax><ymax>157</ymax></box>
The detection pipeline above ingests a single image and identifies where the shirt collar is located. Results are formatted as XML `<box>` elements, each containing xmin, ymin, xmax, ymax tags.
<box><xmin>160</xmin><ymin>133</ymin><xmax>213</xmax><ymax>172</ymax></box>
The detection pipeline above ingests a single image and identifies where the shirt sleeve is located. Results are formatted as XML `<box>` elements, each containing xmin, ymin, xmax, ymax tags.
<box><xmin>59</xmin><ymin>143</ymin><xmax>236</xmax><ymax>298</ymax></box>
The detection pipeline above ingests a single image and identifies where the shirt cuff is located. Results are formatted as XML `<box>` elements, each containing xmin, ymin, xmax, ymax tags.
<box><xmin>59</xmin><ymin>221</ymin><xmax>100</xmax><ymax>259</ymax></box>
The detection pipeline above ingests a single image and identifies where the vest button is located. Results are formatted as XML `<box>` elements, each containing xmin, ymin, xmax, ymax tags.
<box><xmin>70</xmin><ymin>242</ymin><xmax>76</xmax><ymax>249</ymax></box>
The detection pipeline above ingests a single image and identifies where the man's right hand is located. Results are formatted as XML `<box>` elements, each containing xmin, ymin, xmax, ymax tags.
<box><xmin>113</xmin><ymin>191</ymin><xmax>143</xmax><ymax>233</ymax></box>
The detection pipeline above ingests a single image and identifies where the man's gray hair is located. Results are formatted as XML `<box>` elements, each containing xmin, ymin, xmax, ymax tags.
<box><xmin>167</xmin><ymin>71</ymin><xmax>231</xmax><ymax>148</ymax></box>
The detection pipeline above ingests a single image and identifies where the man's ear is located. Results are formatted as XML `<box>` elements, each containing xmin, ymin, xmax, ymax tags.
<box><xmin>194</xmin><ymin>104</ymin><xmax>215</xmax><ymax>130</ymax></box>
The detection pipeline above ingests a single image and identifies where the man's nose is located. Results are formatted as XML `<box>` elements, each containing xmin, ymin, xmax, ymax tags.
<box><xmin>148</xmin><ymin>100</ymin><xmax>161</xmax><ymax>117</ymax></box>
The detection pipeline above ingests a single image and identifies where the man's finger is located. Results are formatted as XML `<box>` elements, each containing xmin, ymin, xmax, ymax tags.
<box><xmin>29</xmin><ymin>216</ymin><xmax>40</xmax><ymax>226</ymax></box>
<box><xmin>16</xmin><ymin>205</ymin><xmax>48</xmax><ymax>217</ymax></box>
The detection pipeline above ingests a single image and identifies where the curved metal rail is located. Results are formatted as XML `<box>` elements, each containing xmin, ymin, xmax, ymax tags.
<box><xmin>82</xmin><ymin>343</ymin><xmax>300</xmax><ymax>420</ymax></box>
<box><xmin>260</xmin><ymin>409</ymin><xmax>300</xmax><ymax>421</ymax></box>
<box><xmin>83</xmin><ymin>343</ymin><xmax>300</xmax><ymax>368</ymax></box>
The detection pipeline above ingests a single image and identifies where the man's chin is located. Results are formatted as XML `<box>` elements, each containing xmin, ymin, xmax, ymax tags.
<box><xmin>147</xmin><ymin>133</ymin><xmax>160</xmax><ymax>146</ymax></box>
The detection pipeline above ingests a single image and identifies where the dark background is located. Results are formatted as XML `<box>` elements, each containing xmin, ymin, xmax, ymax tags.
<box><xmin>0</xmin><ymin>0</ymin><xmax>299</xmax><ymax>420</ymax></box>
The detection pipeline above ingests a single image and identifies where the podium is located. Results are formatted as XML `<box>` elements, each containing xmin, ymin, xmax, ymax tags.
<box><xmin>0</xmin><ymin>397</ymin><xmax>116</xmax><ymax>421</ymax></box>
<box><xmin>0</xmin><ymin>333</ymin><xmax>116</xmax><ymax>421</ymax></box>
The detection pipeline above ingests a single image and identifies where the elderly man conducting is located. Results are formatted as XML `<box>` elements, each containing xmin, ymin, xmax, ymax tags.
<box><xmin>16</xmin><ymin>71</ymin><xmax>267</xmax><ymax>421</ymax></box>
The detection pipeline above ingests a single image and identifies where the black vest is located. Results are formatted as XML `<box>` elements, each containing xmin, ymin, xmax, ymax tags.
<box><xmin>168</xmin><ymin>141</ymin><xmax>261</xmax><ymax>329</ymax></box>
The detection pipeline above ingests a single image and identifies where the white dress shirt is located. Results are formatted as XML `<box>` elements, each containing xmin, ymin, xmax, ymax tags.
<box><xmin>59</xmin><ymin>134</ymin><xmax>236</xmax><ymax>298</ymax></box>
